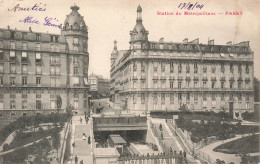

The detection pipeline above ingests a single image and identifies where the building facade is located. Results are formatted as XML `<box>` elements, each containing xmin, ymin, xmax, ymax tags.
<box><xmin>89</xmin><ymin>74</ymin><xmax>110</xmax><ymax>99</ymax></box>
<box><xmin>0</xmin><ymin>5</ymin><xmax>89</xmax><ymax>126</ymax></box>
<box><xmin>110</xmin><ymin>5</ymin><xmax>254</xmax><ymax>117</ymax></box>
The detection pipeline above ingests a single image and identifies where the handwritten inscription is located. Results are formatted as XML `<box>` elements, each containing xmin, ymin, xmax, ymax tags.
<box><xmin>19</xmin><ymin>16</ymin><xmax>62</xmax><ymax>29</ymax></box>
<box><xmin>8</xmin><ymin>3</ymin><xmax>47</xmax><ymax>12</ymax></box>
<box><xmin>178</xmin><ymin>2</ymin><xmax>204</xmax><ymax>10</ymax></box>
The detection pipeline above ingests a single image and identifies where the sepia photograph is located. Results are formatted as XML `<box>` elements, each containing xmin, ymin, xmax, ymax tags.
<box><xmin>0</xmin><ymin>0</ymin><xmax>259</xmax><ymax>163</ymax></box>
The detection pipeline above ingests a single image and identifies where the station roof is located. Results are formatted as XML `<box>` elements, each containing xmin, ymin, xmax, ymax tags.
<box><xmin>109</xmin><ymin>134</ymin><xmax>127</xmax><ymax>144</ymax></box>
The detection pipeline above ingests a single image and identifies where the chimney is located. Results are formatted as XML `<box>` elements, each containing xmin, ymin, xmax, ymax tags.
<box><xmin>29</xmin><ymin>27</ymin><xmax>32</xmax><ymax>32</ymax></box>
<box><xmin>7</xmin><ymin>25</ymin><xmax>10</xmax><ymax>30</ymax></box>
<box><xmin>208</xmin><ymin>39</ymin><xmax>214</xmax><ymax>45</ymax></box>
<box><xmin>226</xmin><ymin>41</ymin><xmax>232</xmax><ymax>46</ymax></box>
<box><xmin>183</xmin><ymin>38</ymin><xmax>188</xmax><ymax>43</ymax></box>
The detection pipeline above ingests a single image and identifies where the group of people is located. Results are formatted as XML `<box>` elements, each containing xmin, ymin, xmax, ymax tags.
<box><xmin>82</xmin><ymin>133</ymin><xmax>91</xmax><ymax>144</ymax></box>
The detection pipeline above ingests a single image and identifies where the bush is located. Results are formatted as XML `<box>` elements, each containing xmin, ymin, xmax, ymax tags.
<box><xmin>3</xmin><ymin>143</ymin><xmax>9</xmax><ymax>151</ymax></box>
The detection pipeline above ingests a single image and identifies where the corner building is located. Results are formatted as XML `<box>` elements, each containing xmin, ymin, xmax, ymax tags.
<box><xmin>110</xmin><ymin>5</ymin><xmax>254</xmax><ymax>117</ymax></box>
<box><xmin>0</xmin><ymin>6</ymin><xmax>89</xmax><ymax>126</ymax></box>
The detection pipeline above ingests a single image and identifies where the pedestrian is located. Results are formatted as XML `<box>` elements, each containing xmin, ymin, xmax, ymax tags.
<box><xmin>80</xmin><ymin>160</ymin><xmax>83</xmax><ymax>164</ymax></box>
<box><xmin>88</xmin><ymin>136</ymin><xmax>91</xmax><ymax>144</ymax></box>
<box><xmin>80</xmin><ymin>117</ymin><xmax>82</xmax><ymax>124</ymax></box>
<box><xmin>82</xmin><ymin>133</ymin><xmax>86</xmax><ymax>140</ymax></box>
<box><xmin>161</xmin><ymin>132</ymin><xmax>163</xmax><ymax>140</ymax></box>
<box><xmin>74</xmin><ymin>155</ymin><xmax>78</xmax><ymax>164</ymax></box>
<box><xmin>183</xmin><ymin>151</ymin><xmax>186</xmax><ymax>158</ymax></box>
<box><xmin>159</xmin><ymin>124</ymin><xmax>162</xmax><ymax>131</ymax></box>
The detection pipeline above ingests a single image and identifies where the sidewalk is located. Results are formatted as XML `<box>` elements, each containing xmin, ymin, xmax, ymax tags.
<box><xmin>200</xmin><ymin>132</ymin><xmax>260</xmax><ymax>163</ymax></box>
<box><xmin>69</xmin><ymin>115</ymin><xmax>93</xmax><ymax>164</ymax></box>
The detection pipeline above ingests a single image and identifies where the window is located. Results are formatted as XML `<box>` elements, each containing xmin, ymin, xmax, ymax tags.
<box><xmin>212</xmin><ymin>94</ymin><xmax>216</xmax><ymax>101</ymax></box>
<box><xmin>10</xmin><ymin>77</ymin><xmax>15</xmax><ymax>85</ymax></box>
<box><xmin>36</xmin><ymin>34</ymin><xmax>40</xmax><ymax>41</ymax></box>
<box><xmin>230</xmin><ymin>82</ymin><xmax>233</xmax><ymax>89</ymax></box>
<box><xmin>0</xmin><ymin>64</ymin><xmax>3</xmax><ymax>73</ymax></box>
<box><xmin>170</xmin><ymin>62</ymin><xmax>174</xmax><ymax>72</ymax></box>
<box><xmin>55</xmin><ymin>67</ymin><xmax>60</xmax><ymax>75</ymax></box>
<box><xmin>187</xmin><ymin>93</ymin><xmax>190</xmax><ymax>101</ymax></box>
<box><xmin>55</xmin><ymin>36</ymin><xmax>59</xmax><ymax>42</ymax></box>
<box><xmin>186</xmin><ymin>81</ymin><xmax>190</xmax><ymax>88</ymax></box>
<box><xmin>161</xmin><ymin>61</ymin><xmax>165</xmax><ymax>72</ymax></box>
<box><xmin>238</xmin><ymin>82</ymin><xmax>242</xmax><ymax>89</ymax></box>
<box><xmin>221</xmin><ymin>63</ymin><xmax>225</xmax><ymax>72</ymax></box>
<box><xmin>161</xmin><ymin>93</ymin><xmax>165</xmax><ymax>102</ymax></box>
<box><xmin>74</xmin><ymin>100</ymin><xmax>79</xmax><ymax>109</ymax></box>
<box><xmin>10</xmin><ymin>41</ymin><xmax>15</xmax><ymax>49</ymax></box>
<box><xmin>35</xmin><ymin>53</ymin><xmax>41</xmax><ymax>62</ymax></box>
<box><xmin>211</xmin><ymin>66</ymin><xmax>216</xmax><ymax>73</ymax></box>
<box><xmin>21</xmin><ymin>65</ymin><xmax>27</xmax><ymax>74</ymax></box>
<box><xmin>203</xmin><ymin>82</ymin><xmax>207</xmax><ymax>88</ymax></box>
<box><xmin>74</xmin><ymin>37</ymin><xmax>79</xmax><ymax>44</ymax></box>
<box><xmin>0</xmin><ymin>76</ymin><xmax>3</xmax><ymax>85</ymax></box>
<box><xmin>178</xmin><ymin>93</ymin><xmax>182</xmax><ymax>101</ymax></box>
<box><xmin>36</xmin><ymin>77</ymin><xmax>41</xmax><ymax>85</ymax></box>
<box><xmin>10</xmin><ymin>100</ymin><xmax>16</xmax><ymax>109</ymax></box>
<box><xmin>50</xmin><ymin>44</ymin><xmax>54</xmax><ymax>51</ymax></box>
<box><xmin>170</xmin><ymin>81</ymin><xmax>174</xmax><ymax>89</ymax></box>
<box><xmin>178</xmin><ymin>81</ymin><xmax>182</xmax><ymax>88</ymax></box>
<box><xmin>73</xmin><ymin>46</ymin><xmax>78</xmax><ymax>52</ymax></box>
<box><xmin>73</xmin><ymin>56</ymin><xmax>79</xmax><ymax>64</ymax></box>
<box><xmin>153</xmin><ymin>62</ymin><xmax>158</xmax><ymax>72</ymax></box>
<box><xmin>221</xmin><ymin>82</ymin><xmax>225</xmax><ymax>89</ymax></box>
<box><xmin>22</xmin><ymin>77</ymin><xmax>27</xmax><ymax>86</ymax></box>
<box><xmin>36</xmin><ymin>90</ymin><xmax>41</xmax><ymax>98</ymax></box>
<box><xmin>141</xmin><ymin>93</ymin><xmax>145</xmax><ymax>102</ymax></box>
<box><xmin>50</xmin><ymin>78</ymin><xmax>55</xmax><ymax>87</ymax></box>
<box><xmin>10</xmin><ymin>91</ymin><xmax>16</xmax><ymax>98</ymax></box>
<box><xmin>22</xmin><ymin>90</ymin><xmax>27</xmax><ymax>98</ymax></box>
<box><xmin>203</xmin><ymin>94</ymin><xmax>207</xmax><ymax>101</ymax></box>
<box><xmin>203</xmin><ymin>65</ymin><xmax>207</xmax><ymax>73</ymax></box>
<box><xmin>246</xmin><ymin>102</ymin><xmax>250</xmax><ymax>109</ymax></box>
<box><xmin>246</xmin><ymin>64</ymin><xmax>249</xmax><ymax>74</ymax></box>
<box><xmin>212</xmin><ymin>82</ymin><xmax>215</xmax><ymax>88</ymax></box>
<box><xmin>153</xmin><ymin>93</ymin><xmax>157</xmax><ymax>102</ymax></box>
<box><xmin>186</xmin><ymin>65</ymin><xmax>190</xmax><ymax>73</ymax></box>
<box><xmin>246</xmin><ymin>93</ymin><xmax>250</xmax><ymax>101</ymax></box>
<box><xmin>194</xmin><ymin>62</ymin><xmax>198</xmax><ymax>70</ymax></box>
<box><xmin>194</xmin><ymin>94</ymin><xmax>198</xmax><ymax>101</ymax></box>
<box><xmin>10</xmin><ymin>64</ymin><xmax>16</xmax><ymax>73</ymax></box>
<box><xmin>238</xmin><ymin>93</ymin><xmax>242</xmax><ymax>101</ymax></box>
<box><xmin>230</xmin><ymin>63</ymin><xmax>234</xmax><ymax>73</ymax></box>
<box><xmin>74</xmin><ymin>67</ymin><xmax>79</xmax><ymax>75</ymax></box>
<box><xmin>153</xmin><ymin>81</ymin><xmax>158</xmax><ymax>88</ymax></box>
<box><xmin>36</xmin><ymin>66</ymin><xmax>42</xmax><ymax>74</ymax></box>
<box><xmin>51</xmin><ymin>100</ymin><xmax>56</xmax><ymax>109</ymax></box>
<box><xmin>73</xmin><ymin>77</ymin><xmax>79</xmax><ymax>86</ymax></box>
<box><xmin>178</xmin><ymin>63</ymin><xmax>182</xmax><ymax>73</ymax></box>
<box><xmin>22</xmin><ymin>101</ymin><xmax>27</xmax><ymax>109</ymax></box>
<box><xmin>36</xmin><ymin>43</ymin><xmax>41</xmax><ymax>51</ymax></box>
<box><xmin>22</xmin><ymin>42</ymin><xmax>27</xmax><ymax>50</ymax></box>
<box><xmin>161</xmin><ymin>81</ymin><xmax>165</xmax><ymax>88</ymax></box>
<box><xmin>0</xmin><ymin>50</ymin><xmax>3</xmax><ymax>61</ymax></box>
<box><xmin>221</xmin><ymin>93</ymin><xmax>225</xmax><ymax>101</ymax></box>
<box><xmin>170</xmin><ymin>94</ymin><xmax>174</xmax><ymax>102</ymax></box>
<box><xmin>194</xmin><ymin>81</ymin><xmax>198</xmax><ymax>88</ymax></box>
<box><xmin>36</xmin><ymin>100</ymin><xmax>41</xmax><ymax>109</ymax></box>
<box><xmin>141</xmin><ymin>62</ymin><xmax>145</xmax><ymax>72</ymax></box>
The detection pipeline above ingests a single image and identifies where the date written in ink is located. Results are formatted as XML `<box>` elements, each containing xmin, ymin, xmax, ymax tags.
<box><xmin>178</xmin><ymin>2</ymin><xmax>204</xmax><ymax>10</ymax></box>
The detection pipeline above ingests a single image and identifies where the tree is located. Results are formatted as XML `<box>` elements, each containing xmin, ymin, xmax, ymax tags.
<box><xmin>56</xmin><ymin>95</ymin><xmax>62</xmax><ymax>114</ymax></box>
<box><xmin>3</xmin><ymin>143</ymin><xmax>9</xmax><ymax>151</ymax></box>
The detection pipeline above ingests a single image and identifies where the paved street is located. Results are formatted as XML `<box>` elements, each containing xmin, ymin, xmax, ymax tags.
<box><xmin>70</xmin><ymin>115</ymin><xmax>93</xmax><ymax>164</ymax></box>
<box><xmin>200</xmin><ymin>132</ymin><xmax>260</xmax><ymax>163</ymax></box>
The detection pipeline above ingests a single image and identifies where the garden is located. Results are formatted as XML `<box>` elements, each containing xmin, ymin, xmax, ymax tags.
<box><xmin>175</xmin><ymin>112</ymin><xmax>259</xmax><ymax>143</ymax></box>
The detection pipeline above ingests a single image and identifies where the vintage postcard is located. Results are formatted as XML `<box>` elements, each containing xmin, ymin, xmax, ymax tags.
<box><xmin>0</xmin><ymin>0</ymin><xmax>259</xmax><ymax>163</ymax></box>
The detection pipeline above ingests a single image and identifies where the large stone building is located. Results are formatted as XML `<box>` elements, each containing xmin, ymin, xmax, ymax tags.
<box><xmin>110</xmin><ymin>5</ymin><xmax>254</xmax><ymax>117</ymax></box>
<box><xmin>0</xmin><ymin>5</ymin><xmax>89</xmax><ymax>126</ymax></box>
<box><xmin>89</xmin><ymin>73</ymin><xmax>110</xmax><ymax>99</ymax></box>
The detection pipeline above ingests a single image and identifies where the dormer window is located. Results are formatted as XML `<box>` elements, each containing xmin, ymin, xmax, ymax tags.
<box><xmin>74</xmin><ymin>37</ymin><xmax>79</xmax><ymax>44</ymax></box>
<box><xmin>36</xmin><ymin>34</ymin><xmax>40</xmax><ymax>41</ymax></box>
<box><xmin>10</xmin><ymin>31</ymin><xmax>15</xmax><ymax>39</ymax></box>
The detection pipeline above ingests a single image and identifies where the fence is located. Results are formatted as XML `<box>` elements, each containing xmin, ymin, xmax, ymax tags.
<box><xmin>59</xmin><ymin>117</ymin><xmax>72</xmax><ymax>164</ymax></box>
<box><xmin>169</xmin><ymin>121</ymin><xmax>215</xmax><ymax>164</ymax></box>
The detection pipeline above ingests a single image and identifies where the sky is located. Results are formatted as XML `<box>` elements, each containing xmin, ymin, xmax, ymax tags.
<box><xmin>0</xmin><ymin>0</ymin><xmax>259</xmax><ymax>79</ymax></box>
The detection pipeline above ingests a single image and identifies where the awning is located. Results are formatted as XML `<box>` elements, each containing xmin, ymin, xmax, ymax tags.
<box><xmin>220</xmin><ymin>53</ymin><xmax>225</xmax><ymax>57</ymax></box>
<box><xmin>22</xmin><ymin>52</ymin><xmax>27</xmax><ymax>58</ymax></box>
<box><xmin>36</xmin><ymin>53</ymin><xmax>41</xmax><ymax>59</ymax></box>
<box><xmin>229</xmin><ymin>54</ymin><xmax>234</xmax><ymax>57</ymax></box>
<box><xmin>10</xmin><ymin>51</ymin><xmax>15</xmax><ymax>57</ymax></box>
<box><xmin>73</xmin><ymin>77</ymin><xmax>79</xmax><ymax>84</ymax></box>
<box><xmin>84</xmin><ymin>78</ymin><xmax>88</xmax><ymax>85</ymax></box>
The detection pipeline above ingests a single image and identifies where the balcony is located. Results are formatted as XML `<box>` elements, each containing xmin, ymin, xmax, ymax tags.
<box><xmin>211</xmin><ymin>77</ymin><xmax>217</xmax><ymax>81</ymax></box>
<box><xmin>140</xmin><ymin>76</ymin><xmax>146</xmax><ymax>80</ymax></box>
<box><xmin>202</xmin><ymin>77</ymin><xmax>208</xmax><ymax>81</ymax></box>
<box><xmin>132</xmin><ymin>76</ymin><xmax>138</xmax><ymax>80</ymax></box>
<box><xmin>160</xmin><ymin>76</ymin><xmax>166</xmax><ymax>80</ymax></box>
<box><xmin>238</xmin><ymin>77</ymin><xmax>243</xmax><ymax>81</ymax></box>
<box><xmin>169</xmin><ymin>76</ymin><xmax>175</xmax><ymax>80</ymax></box>
<box><xmin>152</xmin><ymin>76</ymin><xmax>159</xmax><ymax>80</ymax></box>
<box><xmin>220</xmin><ymin>77</ymin><xmax>226</xmax><ymax>81</ymax></box>
<box><xmin>229</xmin><ymin>77</ymin><xmax>235</xmax><ymax>81</ymax></box>
<box><xmin>21</xmin><ymin>57</ymin><xmax>28</xmax><ymax>64</ymax></box>
<box><xmin>50</xmin><ymin>59</ymin><xmax>60</xmax><ymax>65</ymax></box>
<box><xmin>9</xmin><ymin>57</ymin><xmax>16</xmax><ymax>63</ymax></box>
